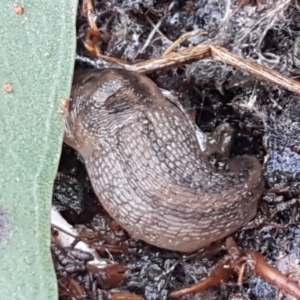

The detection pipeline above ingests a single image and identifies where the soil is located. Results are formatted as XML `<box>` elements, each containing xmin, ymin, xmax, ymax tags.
<box><xmin>52</xmin><ymin>1</ymin><xmax>300</xmax><ymax>299</ymax></box>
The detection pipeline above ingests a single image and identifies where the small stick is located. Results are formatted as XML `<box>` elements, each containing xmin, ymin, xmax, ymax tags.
<box><xmin>163</xmin><ymin>29</ymin><xmax>203</xmax><ymax>56</ymax></box>
<box><xmin>140</xmin><ymin>16</ymin><xmax>164</xmax><ymax>54</ymax></box>
<box><xmin>170</xmin><ymin>237</ymin><xmax>300</xmax><ymax>299</ymax></box>
<box><xmin>81</xmin><ymin>4</ymin><xmax>300</xmax><ymax>97</ymax></box>
<box><xmin>248</xmin><ymin>251</ymin><xmax>300</xmax><ymax>300</ymax></box>
<box><xmin>146</xmin><ymin>15</ymin><xmax>172</xmax><ymax>44</ymax></box>
<box><xmin>124</xmin><ymin>44</ymin><xmax>212</xmax><ymax>72</ymax></box>
<box><xmin>81</xmin><ymin>0</ymin><xmax>94</xmax><ymax>16</ymax></box>
<box><xmin>119</xmin><ymin>45</ymin><xmax>300</xmax><ymax>96</ymax></box>
<box><xmin>169</xmin><ymin>258</ymin><xmax>234</xmax><ymax>299</ymax></box>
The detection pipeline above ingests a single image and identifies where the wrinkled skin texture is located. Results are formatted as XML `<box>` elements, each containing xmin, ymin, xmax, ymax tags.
<box><xmin>64</xmin><ymin>68</ymin><xmax>263</xmax><ymax>252</ymax></box>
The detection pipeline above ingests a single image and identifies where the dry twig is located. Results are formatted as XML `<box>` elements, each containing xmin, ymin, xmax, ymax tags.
<box><xmin>169</xmin><ymin>237</ymin><xmax>300</xmax><ymax>299</ymax></box>
<box><xmin>94</xmin><ymin>44</ymin><xmax>300</xmax><ymax>96</ymax></box>
<box><xmin>82</xmin><ymin>1</ymin><xmax>300</xmax><ymax>97</ymax></box>
<box><xmin>169</xmin><ymin>257</ymin><xmax>235</xmax><ymax>299</ymax></box>
<box><xmin>162</xmin><ymin>29</ymin><xmax>203</xmax><ymax>56</ymax></box>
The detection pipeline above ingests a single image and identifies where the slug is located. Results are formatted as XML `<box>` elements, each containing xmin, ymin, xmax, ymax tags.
<box><xmin>64</xmin><ymin>68</ymin><xmax>264</xmax><ymax>252</ymax></box>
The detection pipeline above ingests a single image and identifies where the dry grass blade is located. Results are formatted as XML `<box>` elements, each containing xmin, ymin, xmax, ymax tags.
<box><xmin>140</xmin><ymin>16</ymin><xmax>164</xmax><ymax>54</ymax></box>
<box><xmin>81</xmin><ymin>1</ymin><xmax>300</xmax><ymax>97</ymax></box>
<box><xmin>117</xmin><ymin>45</ymin><xmax>300</xmax><ymax>96</ymax></box>
<box><xmin>121</xmin><ymin>45</ymin><xmax>211</xmax><ymax>72</ymax></box>
<box><xmin>162</xmin><ymin>29</ymin><xmax>203</xmax><ymax>56</ymax></box>
<box><xmin>210</xmin><ymin>46</ymin><xmax>300</xmax><ymax>95</ymax></box>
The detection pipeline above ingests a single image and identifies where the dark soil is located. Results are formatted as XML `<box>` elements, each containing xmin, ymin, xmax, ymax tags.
<box><xmin>52</xmin><ymin>1</ymin><xmax>300</xmax><ymax>299</ymax></box>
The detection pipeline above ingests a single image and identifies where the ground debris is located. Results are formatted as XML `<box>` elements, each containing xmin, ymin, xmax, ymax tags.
<box><xmin>53</xmin><ymin>0</ymin><xmax>300</xmax><ymax>299</ymax></box>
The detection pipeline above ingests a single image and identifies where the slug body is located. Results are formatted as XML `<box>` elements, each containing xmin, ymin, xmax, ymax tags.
<box><xmin>64</xmin><ymin>68</ymin><xmax>263</xmax><ymax>252</ymax></box>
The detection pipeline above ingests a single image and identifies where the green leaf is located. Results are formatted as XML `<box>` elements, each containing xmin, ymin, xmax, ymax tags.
<box><xmin>0</xmin><ymin>1</ymin><xmax>77</xmax><ymax>299</ymax></box>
